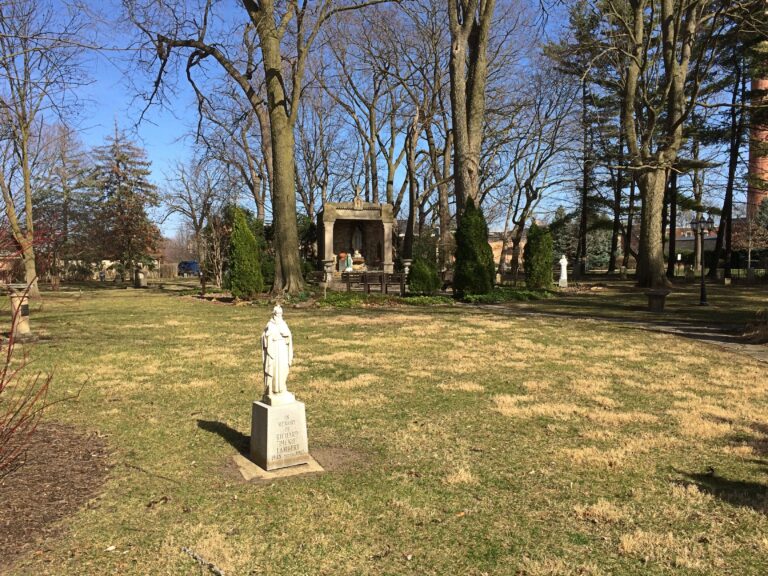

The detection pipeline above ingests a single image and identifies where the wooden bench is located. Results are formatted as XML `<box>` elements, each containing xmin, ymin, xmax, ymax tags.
<box><xmin>306</xmin><ymin>271</ymin><xmax>325</xmax><ymax>285</ymax></box>
<box><xmin>341</xmin><ymin>272</ymin><xmax>405</xmax><ymax>295</ymax></box>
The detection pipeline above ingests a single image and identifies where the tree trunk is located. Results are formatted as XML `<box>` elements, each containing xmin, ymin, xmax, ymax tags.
<box><xmin>574</xmin><ymin>79</ymin><xmax>590</xmax><ymax>278</ymax></box>
<box><xmin>22</xmin><ymin>244</ymin><xmax>39</xmax><ymax>296</ymax></box>
<box><xmin>402</xmin><ymin>126</ymin><xmax>418</xmax><ymax>260</ymax></box>
<box><xmin>509</xmin><ymin>230</ymin><xmax>524</xmax><ymax>285</ymax></box>
<box><xmin>368</xmin><ymin>106</ymin><xmax>379</xmax><ymax>204</ymax></box>
<box><xmin>608</xmin><ymin>126</ymin><xmax>625</xmax><ymax>273</ymax></box>
<box><xmin>254</xmin><ymin>104</ymin><xmax>274</xmax><ymax>196</ymax></box>
<box><xmin>448</xmin><ymin>0</ymin><xmax>495</xmax><ymax>220</ymax></box>
<box><xmin>622</xmin><ymin>177</ymin><xmax>636</xmax><ymax>273</ymax></box>
<box><xmin>196</xmin><ymin>234</ymin><xmax>207</xmax><ymax>296</ymax></box>
<box><xmin>711</xmin><ymin>56</ymin><xmax>744</xmax><ymax>279</ymax></box>
<box><xmin>258</xmin><ymin>18</ymin><xmax>304</xmax><ymax>294</ymax></box>
<box><xmin>608</xmin><ymin>166</ymin><xmax>621</xmax><ymax>273</ymax></box>
<box><xmin>636</xmin><ymin>169</ymin><xmax>669</xmax><ymax>288</ymax></box>
<box><xmin>665</xmin><ymin>171</ymin><xmax>678</xmax><ymax>279</ymax></box>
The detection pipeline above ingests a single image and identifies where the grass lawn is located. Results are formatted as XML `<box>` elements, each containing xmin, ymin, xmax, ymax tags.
<box><xmin>4</xmin><ymin>286</ymin><xmax>768</xmax><ymax>575</ymax></box>
<box><xmin>508</xmin><ymin>278</ymin><xmax>767</xmax><ymax>327</ymax></box>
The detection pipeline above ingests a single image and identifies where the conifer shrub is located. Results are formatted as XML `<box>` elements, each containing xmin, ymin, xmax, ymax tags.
<box><xmin>408</xmin><ymin>257</ymin><xmax>441</xmax><ymax>295</ymax></box>
<box><xmin>227</xmin><ymin>208</ymin><xmax>263</xmax><ymax>299</ymax></box>
<box><xmin>524</xmin><ymin>222</ymin><xmax>553</xmax><ymax>289</ymax></box>
<box><xmin>453</xmin><ymin>198</ymin><xmax>495</xmax><ymax>296</ymax></box>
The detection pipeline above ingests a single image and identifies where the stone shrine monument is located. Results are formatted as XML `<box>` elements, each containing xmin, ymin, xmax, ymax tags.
<box><xmin>250</xmin><ymin>305</ymin><xmax>310</xmax><ymax>471</ymax></box>
<box><xmin>317</xmin><ymin>188</ymin><xmax>395</xmax><ymax>273</ymax></box>
<box><xmin>558</xmin><ymin>255</ymin><xmax>568</xmax><ymax>288</ymax></box>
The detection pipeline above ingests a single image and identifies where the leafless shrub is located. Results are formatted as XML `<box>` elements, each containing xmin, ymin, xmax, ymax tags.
<box><xmin>0</xmin><ymin>286</ymin><xmax>51</xmax><ymax>479</ymax></box>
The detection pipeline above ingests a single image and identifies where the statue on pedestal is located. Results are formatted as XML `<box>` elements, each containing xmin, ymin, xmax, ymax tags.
<box><xmin>251</xmin><ymin>305</ymin><xmax>310</xmax><ymax>470</ymax></box>
<box><xmin>559</xmin><ymin>255</ymin><xmax>568</xmax><ymax>288</ymax></box>
<box><xmin>261</xmin><ymin>305</ymin><xmax>294</xmax><ymax>404</ymax></box>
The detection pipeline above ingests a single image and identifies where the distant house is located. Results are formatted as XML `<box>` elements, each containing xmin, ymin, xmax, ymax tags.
<box><xmin>488</xmin><ymin>230</ymin><xmax>526</xmax><ymax>271</ymax></box>
<box><xmin>666</xmin><ymin>226</ymin><xmax>717</xmax><ymax>255</ymax></box>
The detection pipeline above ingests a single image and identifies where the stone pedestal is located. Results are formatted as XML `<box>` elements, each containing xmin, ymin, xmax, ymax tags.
<box><xmin>9</xmin><ymin>292</ymin><xmax>31</xmax><ymax>337</ymax></box>
<box><xmin>250</xmin><ymin>400</ymin><xmax>309</xmax><ymax>471</ymax></box>
<box><xmin>645</xmin><ymin>289</ymin><xmax>671</xmax><ymax>313</ymax></box>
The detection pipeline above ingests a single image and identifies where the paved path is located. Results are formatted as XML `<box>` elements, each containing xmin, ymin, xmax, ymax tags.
<box><xmin>466</xmin><ymin>303</ymin><xmax>768</xmax><ymax>365</ymax></box>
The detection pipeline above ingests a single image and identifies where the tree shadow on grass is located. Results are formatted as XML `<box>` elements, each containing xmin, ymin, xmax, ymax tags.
<box><xmin>678</xmin><ymin>470</ymin><xmax>768</xmax><ymax>514</ymax></box>
<box><xmin>197</xmin><ymin>420</ymin><xmax>249</xmax><ymax>456</ymax></box>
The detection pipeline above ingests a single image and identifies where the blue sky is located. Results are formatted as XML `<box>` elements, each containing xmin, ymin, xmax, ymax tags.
<box><xmin>68</xmin><ymin>0</ymin><xmax>202</xmax><ymax>234</ymax></box>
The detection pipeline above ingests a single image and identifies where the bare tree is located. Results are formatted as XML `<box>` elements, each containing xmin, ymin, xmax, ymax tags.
<box><xmin>295</xmin><ymin>86</ymin><xmax>349</xmax><ymax>218</ymax></box>
<box><xmin>488</xmin><ymin>69</ymin><xmax>578</xmax><ymax>278</ymax></box>
<box><xmin>598</xmin><ymin>0</ymin><xmax>746</xmax><ymax>287</ymax></box>
<box><xmin>448</xmin><ymin>0</ymin><xmax>497</xmax><ymax>219</ymax></box>
<box><xmin>164</xmin><ymin>157</ymin><xmax>227</xmax><ymax>295</ymax></box>
<box><xmin>196</xmin><ymin>88</ymin><xmax>272</xmax><ymax>222</ymax></box>
<box><xmin>0</xmin><ymin>1</ymin><xmax>87</xmax><ymax>296</ymax></box>
<box><xmin>125</xmin><ymin>0</ymin><xmax>392</xmax><ymax>294</ymax></box>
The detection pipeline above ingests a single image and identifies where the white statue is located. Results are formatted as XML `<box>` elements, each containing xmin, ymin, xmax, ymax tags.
<box><xmin>352</xmin><ymin>226</ymin><xmax>363</xmax><ymax>253</ymax></box>
<box><xmin>261</xmin><ymin>305</ymin><xmax>294</xmax><ymax>404</ymax></box>
<box><xmin>559</xmin><ymin>255</ymin><xmax>568</xmax><ymax>288</ymax></box>
<box><xmin>344</xmin><ymin>252</ymin><xmax>353</xmax><ymax>272</ymax></box>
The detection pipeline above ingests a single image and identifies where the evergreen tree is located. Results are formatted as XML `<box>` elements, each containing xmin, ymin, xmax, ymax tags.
<box><xmin>227</xmin><ymin>208</ymin><xmax>263</xmax><ymax>299</ymax></box>
<box><xmin>453</xmin><ymin>198</ymin><xmax>495</xmax><ymax>297</ymax></box>
<box><xmin>757</xmin><ymin>198</ymin><xmax>768</xmax><ymax>230</ymax></box>
<box><xmin>87</xmin><ymin>127</ymin><xmax>160</xmax><ymax>274</ymax></box>
<box><xmin>549</xmin><ymin>206</ymin><xmax>577</xmax><ymax>261</ymax></box>
<box><xmin>32</xmin><ymin>125</ymin><xmax>90</xmax><ymax>277</ymax></box>
<box><xmin>408</xmin><ymin>257</ymin><xmax>441</xmax><ymax>295</ymax></box>
<box><xmin>524</xmin><ymin>223</ymin><xmax>553</xmax><ymax>289</ymax></box>
<box><xmin>586</xmin><ymin>225</ymin><xmax>614</xmax><ymax>270</ymax></box>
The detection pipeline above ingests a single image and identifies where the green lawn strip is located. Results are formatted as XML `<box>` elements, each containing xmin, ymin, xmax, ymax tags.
<box><xmin>4</xmin><ymin>289</ymin><xmax>768</xmax><ymax>575</ymax></box>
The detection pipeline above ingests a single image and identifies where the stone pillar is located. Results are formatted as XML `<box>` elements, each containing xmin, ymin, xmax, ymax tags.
<box><xmin>382</xmin><ymin>221</ymin><xmax>393</xmax><ymax>273</ymax></box>
<box><xmin>9</xmin><ymin>291</ymin><xmax>31</xmax><ymax>338</ymax></box>
<box><xmin>323</xmin><ymin>219</ymin><xmax>335</xmax><ymax>262</ymax></box>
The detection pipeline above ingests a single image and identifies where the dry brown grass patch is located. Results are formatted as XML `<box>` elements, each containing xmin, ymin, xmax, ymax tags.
<box><xmin>579</xmin><ymin>429</ymin><xmax>616</xmax><ymax>441</ymax></box>
<box><xmin>589</xmin><ymin>395</ymin><xmax>621</xmax><ymax>409</ymax></box>
<box><xmin>444</xmin><ymin>465</ymin><xmax>479</xmax><ymax>485</ymax></box>
<box><xmin>567</xmin><ymin>377</ymin><xmax>610</xmax><ymax>396</ymax></box>
<box><xmin>585</xmin><ymin>409</ymin><xmax>658</xmax><ymax>427</ymax></box>
<box><xmin>438</xmin><ymin>381</ymin><xmax>485</xmax><ymax>393</ymax></box>
<box><xmin>618</xmin><ymin>529</ymin><xmax>704</xmax><ymax>569</ymax></box>
<box><xmin>574</xmin><ymin>499</ymin><xmax>626</xmax><ymax>524</ymax></box>
<box><xmin>312</xmin><ymin>350</ymin><xmax>369</xmax><ymax>363</ymax></box>
<box><xmin>158</xmin><ymin>525</ymin><xmax>252</xmax><ymax>575</ymax></box>
<box><xmin>339</xmin><ymin>393</ymin><xmax>388</xmax><ymax>408</ymax></box>
<box><xmin>518</xmin><ymin>557</ymin><xmax>604</xmax><ymax>576</ymax></box>
<box><xmin>672</xmin><ymin>411</ymin><xmax>736</xmax><ymax>439</ymax></box>
<box><xmin>563</xmin><ymin>434</ymin><xmax>671</xmax><ymax>469</ymax></box>
<box><xmin>392</xmin><ymin>420</ymin><xmax>450</xmax><ymax>454</ymax></box>
<box><xmin>522</xmin><ymin>379</ymin><xmax>550</xmax><ymax>392</ymax></box>
<box><xmin>669</xmin><ymin>483</ymin><xmax>713</xmax><ymax>505</ymax></box>
<box><xmin>493</xmin><ymin>394</ymin><xmax>588</xmax><ymax>421</ymax></box>
<box><xmin>307</xmin><ymin>373</ymin><xmax>380</xmax><ymax>391</ymax></box>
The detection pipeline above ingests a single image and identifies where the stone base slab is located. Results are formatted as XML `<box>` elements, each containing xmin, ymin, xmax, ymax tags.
<box><xmin>250</xmin><ymin>400</ymin><xmax>309</xmax><ymax>471</ymax></box>
<box><xmin>233</xmin><ymin>453</ymin><xmax>323</xmax><ymax>481</ymax></box>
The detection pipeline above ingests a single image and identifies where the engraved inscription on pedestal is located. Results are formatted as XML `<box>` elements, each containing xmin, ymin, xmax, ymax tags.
<box><xmin>250</xmin><ymin>400</ymin><xmax>309</xmax><ymax>471</ymax></box>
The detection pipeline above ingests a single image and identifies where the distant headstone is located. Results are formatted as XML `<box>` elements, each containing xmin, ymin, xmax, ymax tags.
<box><xmin>558</xmin><ymin>255</ymin><xmax>568</xmax><ymax>288</ymax></box>
<box><xmin>250</xmin><ymin>305</ymin><xmax>310</xmax><ymax>471</ymax></box>
<box><xmin>134</xmin><ymin>267</ymin><xmax>147</xmax><ymax>288</ymax></box>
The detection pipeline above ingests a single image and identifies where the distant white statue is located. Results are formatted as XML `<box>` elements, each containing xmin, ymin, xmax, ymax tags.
<box><xmin>261</xmin><ymin>305</ymin><xmax>294</xmax><ymax>402</ymax></box>
<box><xmin>352</xmin><ymin>226</ymin><xmax>363</xmax><ymax>253</ymax></box>
<box><xmin>559</xmin><ymin>255</ymin><xmax>568</xmax><ymax>288</ymax></box>
<box><xmin>344</xmin><ymin>252</ymin><xmax>354</xmax><ymax>272</ymax></box>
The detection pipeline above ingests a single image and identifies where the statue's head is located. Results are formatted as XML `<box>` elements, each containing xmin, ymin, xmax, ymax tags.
<box><xmin>272</xmin><ymin>304</ymin><xmax>283</xmax><ymax>318</ymax></box>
